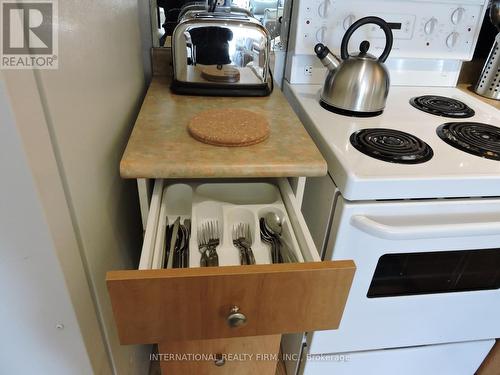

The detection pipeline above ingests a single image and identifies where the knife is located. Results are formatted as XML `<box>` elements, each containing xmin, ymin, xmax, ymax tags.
<box><xmin>183</xmin><ymin>219</ymin><xmax>191</xmax><ymax>268</ymax></box>
<box><xmin>166</xmin><ymin>217</ymin><xmax>180</xmax><ymax>269</ymax></box>
<box><xmin>163</xmin><ymin>220</ymin><xmax>173</xmax><ymax>268</ymax></box>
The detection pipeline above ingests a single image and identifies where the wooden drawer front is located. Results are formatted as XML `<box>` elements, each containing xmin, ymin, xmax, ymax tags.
<box><xmin>108</xmin><ymin>261</ymin><xmax>354</xmax><ymax>344</ymax></box>
<box><xmin>158</xmin><ymin>335</ymin><xmax>281</xmax><ymax>375</ymax></box>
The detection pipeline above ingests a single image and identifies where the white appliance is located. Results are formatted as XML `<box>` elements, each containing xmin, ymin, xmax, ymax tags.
<box><xmin>286</xmin><ymin>0</ymin><xmax>488</xmax><ymax>86</ymax></box>
<box><xmin>282</xmin><ymin>0</ymin><xmax>500</xmax><ymax>374</ymax></box>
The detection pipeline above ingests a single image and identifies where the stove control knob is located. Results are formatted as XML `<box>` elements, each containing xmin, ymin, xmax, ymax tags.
<box><xmin>424</xmin><ymin>18</ymin><xmax>438</xmax><ymax>35</ymax></box>
<box><xmin>446</xmin><ymin>32</ymin><xmax>460</xmax><ymax>48</ymax></box>
<box><xmin>316</xmin><ymin>26</ymin><xmax>328</xmax><ymax>43</ymax></box>
<box><xmin>318</xmin><ymin>0</ymin><xmax>331</xmax><ymax>18</ymax></box>
<box><xmin>451</xmin><ymin>7</ymin><xmax>465</xmax><ymax>25</ymax></box>
<box><xmin>343</xmin><ymin>14</ymin><xmax>356</xmax><ymax>30</ymax></box>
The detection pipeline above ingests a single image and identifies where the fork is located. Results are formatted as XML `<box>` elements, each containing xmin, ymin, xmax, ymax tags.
<box><xmin>197</xmin><ymin>220</ymin><xmax>220</xmax><ymax>267</ymax></box>
<box><xmin>232</xmin><ymin>223</ymin><xmax>256</xmax><ymax>265</ymax></box>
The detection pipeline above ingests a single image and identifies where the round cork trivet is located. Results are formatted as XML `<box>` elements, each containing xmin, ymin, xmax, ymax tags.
<box><xmin>199</xmin><ymin>66</ymin><xmax>241</xmax><ymax>83</ymax></box>
<box><xmin>188</xmin><ymin>109</ymin><xmax>270</xmax><ymax>147</ymax></box>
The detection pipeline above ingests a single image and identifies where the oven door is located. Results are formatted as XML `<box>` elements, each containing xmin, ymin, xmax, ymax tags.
<box><xmin>309</xmin><ymin>196</ymin><xmax>500</xmax><ymax>354</ymax></box>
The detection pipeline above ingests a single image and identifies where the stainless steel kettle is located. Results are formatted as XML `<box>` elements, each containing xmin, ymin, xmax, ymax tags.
<box><xmin>314</xmin><ymin>16</ymin><xmax>393</xmax><ymax>117</ymax></box>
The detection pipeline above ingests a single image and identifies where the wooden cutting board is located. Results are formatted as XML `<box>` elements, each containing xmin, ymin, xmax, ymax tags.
<box><xmin>188</xmin><ymin>108</ymin><xmax>270</xmax><ymax>147</ymax></box>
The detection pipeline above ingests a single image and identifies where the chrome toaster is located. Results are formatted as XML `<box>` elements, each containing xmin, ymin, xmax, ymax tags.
<box><xmin>171</xmin><ymin>10</ymin><xmax>272</xmax><ymax>97</ymax></box>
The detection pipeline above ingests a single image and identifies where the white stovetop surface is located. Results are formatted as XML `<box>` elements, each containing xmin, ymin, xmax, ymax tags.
<box><xmin>284</xmin><ymin>82</ymin><xmax>500</xmax><ymax>200</ymax></box>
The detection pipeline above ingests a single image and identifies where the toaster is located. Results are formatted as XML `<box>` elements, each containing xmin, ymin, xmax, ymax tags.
<box><xmin>171</xmin><ymin>10</ymin><xmax>272</xmax><ymax>97</ymax></box>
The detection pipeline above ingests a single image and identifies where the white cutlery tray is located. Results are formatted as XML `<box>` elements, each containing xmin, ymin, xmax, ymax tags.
<box><xmin>150</xmin><ymin>181</ymin><xmax>305</xmax><ymax>269</ymax></box>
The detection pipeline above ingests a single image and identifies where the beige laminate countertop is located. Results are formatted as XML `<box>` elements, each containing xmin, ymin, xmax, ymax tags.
<box><xmin>120</xmin><ymin>77</ymin><xmax>327</xmax><ymax>179</ymax></box>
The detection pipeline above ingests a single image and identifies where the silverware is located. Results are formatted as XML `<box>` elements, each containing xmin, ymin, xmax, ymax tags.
<box><xmin>167</xmin><ymin>217</ymin><xmax>180</xmax><ymax>269</ymax></box>
<box><xmin>232</xmin><ymin>223</ymin><xmax>256</xmax><ymax>265</ymax></box>
<box><xmin>163</xmin><ymin>219</ymin><xmax>173</xmax><ymax>268</ymax></box>
<box><xmin>197</xmin><ymin>223</ymin><xmax>208</xmax><ymax>267</ymax></box>
<box><xmin>260</xmin><ymin>217</ymin><xmax>280</xmax><ymax>263</ymax></box>
<box><xmin>164</xmin><ymin>217</ymin><xmax>191</xmax><ymax>269</ymax></box>
<box><xmin>233</xmin><ymin>223</ymin><xmax>248</xmax><ymax>265</ymax></box>
<box><xmin>261</xmin><ymin>213</ymin><xmax>298</xmax><ymax>263</ymax></box>
<box><xmin>183</xmin><ymin>219</ymin><xmax>191</xmax><ymax>268</ymax></box>
<box><xmin>174</xmin><ymin>224</ymin><xmax>187</xmax><ymax>268</ymax></box>
<box><xmin>198</xmin><ymin>220</ymin><xmax>220</xmax><ymax>267</ymax></box>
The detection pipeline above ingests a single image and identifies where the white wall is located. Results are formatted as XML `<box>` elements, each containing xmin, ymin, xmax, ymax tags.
<box><xmin>2</xmin><ymin>0</ymin><xmax>153</xmax><ymax>373</ymax></box>
<box><xmin>0</xmin><ymin>74</ymin><xmax>95</xmax><ymax>374</ymax></box>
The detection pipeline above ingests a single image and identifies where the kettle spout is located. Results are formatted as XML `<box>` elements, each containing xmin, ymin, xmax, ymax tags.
<box><xmin>314</xmin><ymin>43</ymin><xmax>341</xmax><ymax>72</ymax></box>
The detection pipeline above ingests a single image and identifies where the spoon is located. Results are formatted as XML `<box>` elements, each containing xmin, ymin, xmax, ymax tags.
<box><xmin>260</xmin><ymin>217</ymin><xmax>280</xmax><ymax>263</ymax></box>
<box><xmin>264</xmin><ymin>213</ymin><xmax>299</xmax><ymax>263</ymax></box>
<box><xmin>264</xmin><ymin>212</ymin><xmax>283</xmax><ymax>235</ymax></box>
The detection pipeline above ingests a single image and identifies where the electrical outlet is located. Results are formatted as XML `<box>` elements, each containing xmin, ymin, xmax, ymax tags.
<box><xmin>304</xmin><ymin>65</ymin><xmax>313</xmax><ymax>76</ymax></box>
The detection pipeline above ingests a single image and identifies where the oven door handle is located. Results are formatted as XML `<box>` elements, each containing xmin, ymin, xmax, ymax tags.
<box><xmin>351</xmin><ymin>215</ymin><xmax>500</xmax><ymax>240</ymax></box>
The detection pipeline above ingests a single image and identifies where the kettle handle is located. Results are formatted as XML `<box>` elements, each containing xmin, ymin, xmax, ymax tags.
<box><xmin>340</xmin><ymin>16</ymin><xmax>393</xmax><ymax>63</ymax></box>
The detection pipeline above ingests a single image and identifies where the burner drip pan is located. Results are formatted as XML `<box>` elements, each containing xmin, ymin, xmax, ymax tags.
<box><xmin>410</xmin><ymin>95</ymin><xmax>475</xmax><ymax>118</ymax></box>
<box><xmin>350</xmin><ymin>128</ymin><xmax>434</xmax><ymax>164</ymax></box>
<box><xmin>437</xmin><ymin>122</ymin><xmax>500</xmax><ymax>161</ymax></box>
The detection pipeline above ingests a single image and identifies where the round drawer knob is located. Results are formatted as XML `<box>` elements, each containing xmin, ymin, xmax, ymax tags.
<box><xmin>214</xmin><ymin>353</ymin><xmax>225</xmax><ymax>367</ymax></box>
<box><xmin>227</xmin><ymin>306</ymin><xmax>247</xmax><ymax>328</ymax></box>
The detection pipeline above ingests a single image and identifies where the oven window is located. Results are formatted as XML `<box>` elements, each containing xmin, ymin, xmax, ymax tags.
<box><xmin>367</xmin><ymin>249</ymin><xmax>500</xmax><ymax>298</ymax></box>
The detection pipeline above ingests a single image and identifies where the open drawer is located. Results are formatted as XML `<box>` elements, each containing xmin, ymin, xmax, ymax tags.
<box><xmin>107</xmin><ymin>178</ymin><xmax>355</xmax><ymax>345</ymax></box>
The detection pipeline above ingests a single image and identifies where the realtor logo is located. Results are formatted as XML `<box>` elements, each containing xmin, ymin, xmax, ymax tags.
<box><xmin>1</xmin><ymin>0</ymin><xmax>58</xmax><ymax>69</ymax></box>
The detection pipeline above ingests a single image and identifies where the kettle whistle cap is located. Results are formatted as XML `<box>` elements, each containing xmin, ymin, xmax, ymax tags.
<box><xmin>314</xmin><ymin>43</ymin><xmax>330</xmax><ymax>59</ymax></box>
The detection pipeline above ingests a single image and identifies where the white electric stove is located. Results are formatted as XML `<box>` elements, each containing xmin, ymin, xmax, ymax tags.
<box><xmin>282</xmin><ymin>80</ymin><xmax>500</xmax><ymax>375</ymax></box>
<box><xmin>285</xmin><ymin>83</ymin><xmax>500</xmax><ymax>200</ymax></box>
<box><xmin>280</xmin><ymin>0</ymin><xmax>500</xmax><ymax>374</ymax></box>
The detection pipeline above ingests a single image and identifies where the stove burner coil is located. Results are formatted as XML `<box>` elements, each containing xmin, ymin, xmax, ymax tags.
<box><xmin>437</xmin><ymin>122</ymin><xmax>500</xmax><ymax>161</ymax></box>
<box><xmin>350</xmin><ymin>128</ymin><xmax>434</xmax><ymax>164</ymax></box>
<box><xmin>410</xmin><ymin>95</ymin><xmax>475</xmax><ymax>118</ymax></box>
